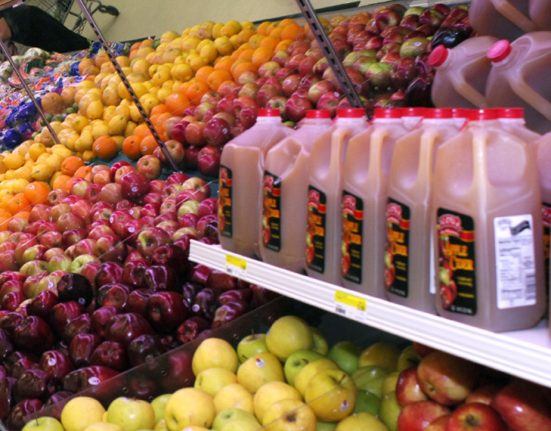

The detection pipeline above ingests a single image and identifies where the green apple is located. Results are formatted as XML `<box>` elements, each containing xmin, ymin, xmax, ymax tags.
<box><xmin>294</xmin><ymin>358</ymin><xmax>338</xmax><ymax>395</ymax></box>
<box><xmin>83</xmin><ymin>424</ymin><xmax>122</xmax><ymax>431</ymax></box>
<box><xmin>265</xmin><ymin>315</ymin><xmax>314</xmax><ymax>361</ymax></box>
<box><xmin>106</xmin><ymin>397</ymin><xmax>155</xmax><ymax>431</ymax></box>
<box><xmin>316</xmin><ymin>422</ymin><xmax>337</xmax><ymax>431</ymax></box>
<box><xmin>379</xmin><ymin>391</ymin><xmax>400</xmax><ymax>431</ymax></box>
<box><xmin>213</xmin><ymin>383</ymin><xmax>254</xmax><ymax>414</ymax></box>
<box><xmin>151</xmin><ymin>394</ymin><xmax>171</xmax><ymax>424</ymax></box>
<box><xmin>353</xmin><ymin>391</ymin><xmax>381</xmax><ymax>416</ymax></box>
<box><xmin>284</xmin><ymin>349</ymin><xmax>324</xmax><ymax>385</ymax></box>
<box><xmin>253</xmin><ymin>381</ymin><xmax>301</xmax><ymax>422</ymax></box>
<box><xmin>70</xmin><ymin>254</ymin><xmax>99</xmax><ymax>273</ymax></box>
<box><xmin>22</xmin><ymin>417</ymin><xmax>64</xmax><ymax>431</ymax></box>
<box><xmin>358</xmin><ymin>342</ymin><xmax>400</xmax><ymax>372</ymax></box>
<box><xmin>328</xmin><ymin>341</ymin><xmax>360</xmax><ymax>375</ymax></box>
<box><xmin>382</xmin><ymin>371</ymin><xmax>399</xmax><ymax>395</ymax></box>
<box><xmin>212</xmin><ymin>408</ymin><xmax>259</xmax><ymax>431</ymax></box>
<box><xmin>61</xmin><ymin>396</ymin><xmax>106</xmax><ymax>431</ymax></box>
<box><xmin>195</xmin><ymin>367</ymin><xmax>237</xmax><ymax>396</ymax></box>
<box><xmin>20</xmin><ymin>260</ymin><xmax>49</xmax><ymax>276</ymax></box>
<box><xmin>237</xmin><ymin>352</ymin><xmax>284</xmax><ymax>393</ymax></box>
<box><xmin>237</xmin><ymin>334</ymin><xmax>268</xmax><ymax>363</ymax></box>
<box><xmin>352</xmin><ymin>366</ymin><xmax>389</xmax><ymax>398</ymax></box>
<box><xmin>311</xmin><ymin>327</ymin><xmax>329</xmax><ymax>355</ymax></box>
<box><xmin>335</xmin><ymin>412</ymin><xmax>388</xmax><ymax>431</ymax></box>
<box><xmin>192</xmin><ymin>337</ymin><xmax>239</xmax><ymax>375</ymax></box>
<box><xmin>262</xmin><ymin>399</ymin><xmax>316</xmax><ymax>431</ymax></box>
<box><xmin>304</xmin><ymin>368</ymin><xmax>357</xmax><ymax>422</ymax></box>
<box><xmin>396</xmin><ymin>345</ymin><xmax>421</xmax><ymax>372</ymax></box>
<box><xmin>164</xmin><ymin>388</ymin><xmax>215</xmax><ymax>430</ymax></box>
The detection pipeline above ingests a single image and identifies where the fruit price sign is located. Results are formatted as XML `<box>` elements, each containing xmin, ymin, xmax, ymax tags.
<box><xmin>225</xmin><ymin>254</ymin><xmax>248</xmax><ymax>278</ymax></box>
<box><xmin>334</xmin><ymin>290</ymin><xmax>367</xmax><ymax>322</ymax></box>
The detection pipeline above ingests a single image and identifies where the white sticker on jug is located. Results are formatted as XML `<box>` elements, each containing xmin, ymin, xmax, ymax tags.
<box><xmin>494</xmin><ymin>215</ymin><xmax>537</xmax><ymax>309</ymax></box>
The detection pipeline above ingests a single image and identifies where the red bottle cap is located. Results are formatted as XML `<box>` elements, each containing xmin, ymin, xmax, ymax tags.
<box><xmin>424</xmin><ymin>108</ymin><xmax>453</xmax><ymax>119</ymax></box>
<box><xmin>498</xmin><ymin>107</ymin><xmax>524</xmax><ymax>119</ymax></box>
<box><xmin>468</xmin><ymin>109</ymin><xmax>499</xmax><ymax>121</ymax></box>
<box><xmin>402</xmin><ymin>107</ymin><xmax>429</xmax><ymax>117</ymax></box>
<box><xmin>336</xmin><ymin>108</ymin><xmax>366</xmax><ymax>118</ymax></box>
<box><xmin>487</xmin><ymin>40</ymin><xmax>512</xmax><ymax>62</ymax></box>
<box><xmin>373</xmin><ymin>108</ymin><xmax>402</xmax><ymax>119</ymax></box>
<box><xmin>427</xmin><ymin>45</ymin><xmax>449</xmax><ymax>67</ymax></box>
<box><xmin>306</xmin><ymin>109</ymin><xmax>331</xmax><ymax>119</ymax></box>
<box><xmin>257</xmin><ymin>108</ymin><xmax>281</xmax><ymax>117</ymax></box>
<box><xmin>452</xmin><ymin>108</ymin><xmax>472</xmax><ymax>118</ymax></box>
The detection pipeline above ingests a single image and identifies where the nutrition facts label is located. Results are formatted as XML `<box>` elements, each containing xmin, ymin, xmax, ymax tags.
<box><xmin>494</xmin><ymin>215</ymin><xmax>537</xmax><ymax>309</ymax></box>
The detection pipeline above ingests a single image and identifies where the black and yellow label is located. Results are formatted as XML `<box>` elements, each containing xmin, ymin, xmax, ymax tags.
<box><xmin>306</xmin><ymin>186</ymin><xmax>327</xmax><ymax>273</ymax></box>
<box><xmin>219</xmin><ymin>165</ymin><xmax>233</xmax><ymax>238</ymax></box>
<box><xmin>262</xmin><ymin>172</ymin><xmax>282</xmax><ymax>251</ymax></box>
<box><xmin>385</xmin><ymin>198</ymin><xmax>411</xmax><ymax>297</ymax></box>
<box><xmin>437</xmin><ymin>208</ymin><xmax>477</xmax><ymax>315</ymax></box>
<box><xmin>342</xmin><ymin>191</ymin><xmax>364</xmax><ymax>284</ymax></box>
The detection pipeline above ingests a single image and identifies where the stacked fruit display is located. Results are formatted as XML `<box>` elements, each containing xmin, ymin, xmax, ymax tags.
<box><xmin>23</xmin><ymin>315</ymin><xmax>551</xmax><ymax>431</ymax></box>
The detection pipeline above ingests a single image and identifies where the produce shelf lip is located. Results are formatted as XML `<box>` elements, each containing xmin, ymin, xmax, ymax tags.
<box><xmin>190</xmin><ymin>239</ymin><xmax>551</xmax><ymax>388</ymax></box>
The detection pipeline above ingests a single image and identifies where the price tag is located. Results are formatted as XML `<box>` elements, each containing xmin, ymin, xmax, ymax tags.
<box><xmin>334</xmin><ymin>290</ymin><xmax>367</xmax><ymax>322</ymax></box>
<box><xmin>225</xmin><ymin>254</ymin><xmax>247</xmax><ymax>278</ymax></box>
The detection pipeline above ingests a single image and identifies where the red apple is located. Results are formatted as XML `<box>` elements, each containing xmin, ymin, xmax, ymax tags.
<box><xmin>397</xmin><ymin>400</ymin><xmax>450</xmax><ymax>431</ymax></box>
<box><xmin>136</xmin><ymin>155</ymin><xmax>162</xmax><ymax>180</ymax></box>
<box><xmin>447</xmin><ymin>403</ymin><xmax>506</xmax><ymax>431</ymax></box>
<box><xmin>397</xmin><ymin>367</ymin><xmax>429</xmax><ymax>406</ymax></box>
<box><xmin>425</xmin><ymin>415</ymin><xmax>450</xmax><ymax>431</ymax></box>
<box><xmin>466</xmin><ymin>384</ymin><xmax>504</xmax><ymax>405</ymax></box>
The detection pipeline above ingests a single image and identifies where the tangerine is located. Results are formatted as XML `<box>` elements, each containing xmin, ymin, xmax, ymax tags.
<box><xmin>73</xmin><ymin>165</ymin><xmax>92</xmax><ymax>180</ymax></box>
<box><xmin>140</xmin><ymin>135</ymin><xmax>158</xmax><ymax>155</ymax></box>
<box><xmin>93</xmin><ymin>136</ymin><xmax>118</xmax><ymax>160</ymax></box>
<box><xmin>6</xmin><ymin>193</ymin><xmax>30</xmax><ymax>215</ymax></box>
<box><xmin>206</xmin><ymin>70</ymin><xmax>233</xmax><ymax>91</ymax></box>
<box><xmin>122</xmin><ymin>135</ymin><xmax>142</xmax><ymax>159</ymax></box>
<box><xmin>60</xmin><ymin>155</ymin><xmax>85</xmax><ymax>176</ymax></box>
<box><xmin>195</xmin><ymin>66</ymin><xmax>215</xmax><ymax>85</ymax></box>
<box><xmin>51</xmin><ymin>174</ymin><xmax>71</xmax><ymax>191</ymax></box>
<box><xmin>165</xmin><ymin>93</ymin><xmax>190</xmax><ymax>116</ymax></box>
<box><xmin>185</xmin><ymin>81</ymin><xmax>209</xmax><ymax>105</ymax></box>
<box><xmin>24</xmin><ymin>181</ymin><xmax>50</xmax><ymax>205</ymax></box>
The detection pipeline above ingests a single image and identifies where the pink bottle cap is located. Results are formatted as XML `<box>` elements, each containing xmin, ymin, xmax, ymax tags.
<box><xmin>306</xmin><ymin>109</ymin><xmax>331</xmax><ymax>119</ymax></box>
<box><xmin>425</xmin><ymin>108</ymin><xmax>453</xmax><ymax>119</ymax></box>
<box><xmin>257</xmin><ymin>108</ymin><xmax>281</xmax><ymax>117</ymax></box>
<box><xmin>498</xmin><ymin>107</ymin><xmax>524</xmax><ymax>118</ymax></box>
<box><xmin>336</xmin><ymin>108</ymin><xmax>366</xmax><ymax>118</ymax></box>
<box><xmin>487</xmin><ymin>40</ymin><xmax>512</xmax><ymax>62</ymax></box>
<box><xmin>468</xmin><ymin>109</ymin><xmax>499</xmax><ymax>121</ymax></box>
<box><xmin>373</xmin><ymin>108</ymin><xmax>402</xmax><ymax>119</ymax></box>
<box><xmin>427</xmin><ymin>45</ymin><xmax>449</xmax><ymax>67</ymax></box>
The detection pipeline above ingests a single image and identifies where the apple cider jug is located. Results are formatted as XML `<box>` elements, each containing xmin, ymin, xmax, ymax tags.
<box><xmin>536</xmin><ymin>131</ymin><xmax>551</xmax><ymax>303</ymax></box>
<box><xmin>260</xmin><ymin>110</ymin><xmax>333</xmax><ymax>272</ymax></box>
<box><xmin>433</xmin><ymin>109</ymin><xmax>545</xmax><ymax>331</ymax></box>
<box><xmin>218</xmin><ymin>109</ymin><xmax>292</xmax><ymax>258</ymax></box>
<box><xmin>384</xmin><ymin>108</ymin><xmax>459</xmax><ymax>313</ymax></box>
<box><xmin>340</xmin><ymin>108</ymin><xmax>409</xmax><ymax>296</ymax></box>
<box><xmin>305</xmin><ymin>108</ymin><xmax>368</xmax><ymax>285</ymax></box>
<box><xmin>428</xmin><ymin>36</ymin><xmax>498</xmax><ymax>109</ymax></box>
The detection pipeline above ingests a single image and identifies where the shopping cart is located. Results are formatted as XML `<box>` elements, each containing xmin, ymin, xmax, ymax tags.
<box><xmin>26</xmin><ymin>0</ymin><xmax>119</xmax><ymax>34</ymax></box>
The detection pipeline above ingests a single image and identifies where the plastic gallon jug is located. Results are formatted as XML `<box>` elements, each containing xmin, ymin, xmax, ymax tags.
<box><xmin>384</xmin><ymin>108</ymin><xmax>459</xmax><ymax>313</ymax></box>
<box><xmin>402</xmin><ymin>107</ymin><xmax>426</xmax><ymax>131</ymax></box>
<box><xmin>486</xmin><ymin>33</ymin><xmax>551</xmax><ymax>134</ymax></box>
<box><xmin>340</xmin><ymin>108</ymin><xmax>409</xmax><ymax>296</ymax></box>
<box><xmin>260</xmin><ymin>110</ymin><xmax>333</xmax><ymax>272</ymax></box>
<box><xmin>305</xmin><ymin>108</ymin><xmax>368</xmax><ymax>285</ymax></box>
<box><xmin>433</xmin><ymin>109</ymin><xmax>545</xmax><ymax>331</ymax></box>
<box><xmin>429</xmin><ymin>36</ymin><xmax>498</xmax><ymax>109</ymax></box>
<box><xmin>498</xmin><ymin>107</ymin><xmax>541</xmax><ymax>144</ymax></box>
<box><xmin>469</xmin><ymin>0</ymin><xmax>538</xmax><ymax>40</ymax></box>
<box><xmin>536</xmin><ymin>132</ymin><xmax>551</xmax><ymax>298</ymax></box>
<box><xmin>219</xmin><ymin>109</ymin><xmax>292</xmax><ymax>258</ymax></box>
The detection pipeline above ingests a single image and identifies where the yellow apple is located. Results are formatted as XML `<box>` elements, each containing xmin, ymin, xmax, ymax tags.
<box><xmin>237</xmin><ymin>352</ymin><xmax>284</xmax><ymax>393</ymax></box>
<box><xmin>151</xmin><ymin>394</ymin><xmax>171</xmax><ymax>424</ymax></box>
<box><xmin>294</xmin><ymin>358</ymin><xmax>339</xmax><ymax>395</ymax></box>
<box><xmin>382</xmin><ymin>371</ymin><xmax>400</xmax><ymax>395</ymax></box>
<box><xmin>195</xmin><ymin>368</ymin><xmax>238</xmax><ymax>396</ymax></box>
<box><xmin>212</xmin><ymin>408</ymin><xmax>260</xmax><ymax>431</ymax></box>
<box><xmin>335</xmin><ymin>412</ymin><xmax>388</xmax><ymax>431</ymax></box>
<box><xmin>396</xmin><ymin>345</ymin><xmax>421</xmax><ymax>372</ymax></box>
<box><xmin>22</xmin><ymin>417</ymin><xmax>64</xmax><ymax>431</ymax></box>
<box><xmin>106</xmin><ymin>397</ymin><xmax>155</xmax><ymax>431</ymax></box>
<box><xmin>358</xmin><ymin>342</ymin><xmax>400</xmax><ymax>372</ymax></box>
<box><xmin>164</xmin><ymin>388</ymin><xmax>215</xmax><ymax>431</ymax></box>
<box><xmin>265</xmin><ymin>316</ymin><xmax>313</xmax><ymax>361</ymax></box>
<box><xmin>304</xmin><ymin>369</ymin><xmax>357</xmax><ymax>422</ymax></box>
<box><xmin>253</xmin><ymin>381</ymin><xmax>302</xmax><ymax>422</ymax></box>
<box><xmin>154</xmin><ymin>419</ymin><xmax>167</xmax><ymax>431</ymax></box>
<box><xmin>83</xmin><ymin>424</ymin><xmax>122</xmax><ymax>431</ymax></box>
<box><xmin>262</xmin><ymin>399</ymin><xmax>316</xmax><ymax>431</ymax></box>
<box><xmin>213</xmin><ymin>383</ymin><xmax>254</xmax><ymax>414</ymax></box>
<box><xmin>192</xmin><ymin>338</ymin><xmax>239</xmax><ymax>375</ymax></box>
<box><xmin>180</xmin><ymin>427</ymin><xmax>210</xmax><ymax>431</ymax></box>
<box><xmin>61</xmin><ymin>397</ymin><xmax>106</xmax><ymax>431</ymax></box>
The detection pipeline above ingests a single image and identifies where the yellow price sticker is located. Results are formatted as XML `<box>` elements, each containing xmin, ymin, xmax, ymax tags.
<box><xmin>334</xmin><ymin>290</ymin><xmax>367</xmax><ymax>321</ymax></box>
<box><xmin>225</xmin><ymin>255</ymin><xmax>247</xmax><ymax>277</ymax></box>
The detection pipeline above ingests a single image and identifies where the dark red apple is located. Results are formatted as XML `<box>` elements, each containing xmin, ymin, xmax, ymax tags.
<box><xmin>39</xmin><ymin>350</ymin><xmax>73</xmax><ymax>381</ymax></box>
<box><xmin>447</xmin><ymin>403</ymin><xmax>506</xmax><ymax>431</ymax></box>
<box><xmin>397</xmin><ymin>400</ymin><xmax>450</xmax><ymax>431</ymax></box>
<box><xmin>397</xmin><ymin>367</ymin><xmax>428</xmax><ymax>406</ymax></box>
<box><xmin>107</xmin><ymin>313</ymin><xmax>154</xmax><ymax>346</ymax></box>
<box><xmin>13</xmin><ymin>316</ymin><xmax>54</xmax><ymax>353</ymax></box>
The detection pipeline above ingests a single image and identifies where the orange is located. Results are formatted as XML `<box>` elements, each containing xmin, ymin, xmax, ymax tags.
<box><xmin>257</xmin><ymin>21</ymin><xmax>274</xmax><ymax>36</ymax></box>
<box><xmin>184</xmin><ymin>81</ymin><xmax>209</xmax><ymax>105</ymax></box>
<box><xmin>269</xmin><ymin>26</ymin><xmax>284</xmax><ymax>40</ymax></box>
<box><xmin>165</xmin><ymin>93</ymin><xmax>190</xmax><ymax>116</ymax></box>
<box><xmin>140</xmin><ymin>135</ymin><xmax>158</xmax><ymax>155</ymax></box>
<box><xmin>275</xmin><ymin>39</ymin><xmax>292</xmax><ymax>52</ymax></box>
<box><xmin>237</xmin><ymin>48</ymin><xmax>254</xmax><ymax>62</ymax></box>
<box><xmin>151</xmin><ymin>112</ymin><xmax>172</xmax><ymax>129</ymax></box>
<box><xmin>133</xmin><ymin>123</ymin><xmax>152</xmax><ymax>139</ymax></box>
<box><xmin>123</xmin><ymin>135</ymin><xmax>143</xmax><ymax>160</ymax></box>
<box><xmin>93</xmin><ymin>136</ymin><xmax>118</xmax><ymax>160</ymax></box>
<box><xmin>260</xmin><ymin>36</ymin><xmax>280</xmax><ymax>51</ymax></box>
<box><xmin>63</xmin><ymin>177</ymin><xmax>80</xmax><ymax>194</ymax></box>
<box><xmin>60</xmin><ymin>155</ymin><xmax>85</xmax><ymax>176</ymax></box>
<box><xmin>150</xmin><ymin>104</ymin><xmax>169</xmax><ymax>117</ymax></box>
<box><xmin>73</xmin><ymin>165</ymin><xmax>92</xmax><ymax>180</ymax></box>
<box><xmin>0</xmin><ymin>216</ymin><xmax>8</xmax><ymax>231</ymax></box>
<box><xmin>248</xmin><ymin>34</ymin><xmax>265</xmax><ymax>48</ymax></box>
<box><xmin>24</xmin><ymin>181</ymin><xmax>50</xmax><ymax>205</ymax></box>
<box><xmin>231</xmin><ymin>61</ymin><xmax>257</xmax><ymax>80</ymax></box>
<box><xmin>206</xmin><ymin>70</ymin><xmax>233</xmax><ymax>91</ymax></box>
<box><xmin>280</xmin><ymin>23</ymin><xmax>304</xmax><ymax>41</ymax></box>
<box><xmin>0</xmin><ymin>209</ymin><xmax>11</xmax><ymax>219</ymax></box>
<box><xmin>51</xmin><ymin>174</ymin><xmax>71</xmax><ymax>191</ymax></box>
<box><xmin>214</xmin><ymin>56</ymin><xmax>234</xmax><ymax>73</ymax></box>
<box><xmin>6</xmin><ymin>193</ymin><xmax>30</xmax><ymax>215</ymax></box>
<box><xmin>252</xmin><ymin>46</ymin><xmax>274</xmax><ymax>68</ymax></box>
<box><xmin>195</xmin><ymin>65</ymin><xmax>215</xmax><ymax>85</ymax></box>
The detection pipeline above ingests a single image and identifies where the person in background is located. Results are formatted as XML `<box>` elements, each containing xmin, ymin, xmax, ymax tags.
<box><xmin>0</xmin><ymin>4</ymin><xmax>89</xmax><ymax>53</ymax></box>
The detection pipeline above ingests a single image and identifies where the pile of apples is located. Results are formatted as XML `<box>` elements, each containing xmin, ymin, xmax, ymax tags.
<box><xmin>0</xmin><ymin>162</ymin><xmax>275</xmax><ymax>429</ymax></box>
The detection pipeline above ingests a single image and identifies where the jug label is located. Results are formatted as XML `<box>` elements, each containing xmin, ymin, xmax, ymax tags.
<box><xmin>437</xmin><ymin>209</ymin><xmax>476</xmax><ymax>315</ymax></box>
<box><xmin>494</xmin><ymin>214</ymin><xmax>537</xmax><ymax>309</ymax></box>
<box><xmin>342</xmin><ymin>191</ymin><xmax>364</xmax><ymax>284</ymax></box>
<box><xmin>219</xmin><ymin>165</ymin><xmax>233</xmax><ymax>238</ymax></box>
<box><xmin>542</xmin><ymin>203</ymin><xmax>551</xmax><ymax>294</ymax></box>
<box><xmin>306</xmin><ymin>186</ymin><xmax>327</xmax><ymax>273</ymax></box>
<box><xmin>262</xmin><ymin>171</ymin><xmax>282</xmax><ymax>251</ymax></box>
<box><xmin>385</xmin><ymin>198</ymin><xmax>411</xmax><ymax>297</ymax></box>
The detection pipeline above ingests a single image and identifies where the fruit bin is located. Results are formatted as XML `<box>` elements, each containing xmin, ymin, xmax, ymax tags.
<box><xmin>16</xmin><ymin>296</ymin><xmax>405</xmax><ymax>426</ymax></box>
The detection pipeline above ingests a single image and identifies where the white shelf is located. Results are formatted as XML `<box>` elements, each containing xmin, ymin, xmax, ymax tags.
<box><xmin>190</xmin><ymin>240</ymin><xmax>551</xmax><ymax>388</ymax></box>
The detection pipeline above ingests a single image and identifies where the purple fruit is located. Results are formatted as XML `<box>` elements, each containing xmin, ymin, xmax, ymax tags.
<box><xmin>212</xmin><ymin>301</ymin><xmax>248</xmax><ymax>328</ymax></box>
<box><xmin>57</xmin><ymin>273</ymin><xmax>94</xmax><ymax>307</ymax></box>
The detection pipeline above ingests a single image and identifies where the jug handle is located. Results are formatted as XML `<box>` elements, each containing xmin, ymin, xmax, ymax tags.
<box><xmin>492</xmin><ymin>0</ymin><xmax>539</xmax><ymax>32</ymax></box>
<box><xmin>511</xmin><ymin>78</ymin><xmax>551</xmax><ymax>122</ymax></box>
<box><xmin>453</xmin><ymin>76</ymin><xmax>487</xmax><ymax>108</ymax></box>
<box><xmin>472</xmin><ymin>129</ymin><xmax>489</xmax><ymax>194</ymax></box>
